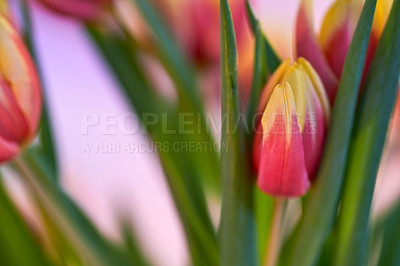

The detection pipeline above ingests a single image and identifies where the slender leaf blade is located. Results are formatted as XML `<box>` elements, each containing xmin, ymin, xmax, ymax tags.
<box><xmin>245</xmin><ymin>0</ymin><xmax>281</xmax><ymax>74</ymax></box>
<box><xmin>377</xmin><ymin>201</ymin><xmax>400</xmax><ymax>266</ymax></box>
<box><xmin>246</xmin><ymin>20</ymin><xmax>267</xmax><ymax>139</ymax></box>
<box><xmin>86</xmin><ymin>28</ymin><xmax>219</xmax><ymax>265</ymax></box>
<box><xmin>0</xmin><ymin>175</ymin><xmax>51</xmax><ymax>266</ymax></box>
<box><xmin>219</xmin><ymin>0</ymin><xmax>257</xmax><ymax>265</ymax></box>
<box><xmin>16</xmin><ymin>149</ymin><xmax>133</xmax><ymax>266</ymax></box>
<box><xmin>244</xmin><ymin>22</ymin><xmax>274</xmax><ymax>265</ymax></box>
<box><xmin>130</xmin><ymin>0</ymin><xmax>199</xmax><ymax>110</ymax></box>
<box><xmin>21</xmin><ymin>0</ymin><xmax>58</xmax><ymax>177</ymax></box>
<box><xmin>123</xmin><ymin>0</ymin><xmax>222</xmax><ymax>193</ymax></box>
<box><xmin>333</xmin><ymin>1</ymin><xmax>400</xmax><ymax>264</ymax></box>
<box><xmin>254</xmin><ymin>188</ymin><xmax>274</xmax><ymax>265</ymax></box>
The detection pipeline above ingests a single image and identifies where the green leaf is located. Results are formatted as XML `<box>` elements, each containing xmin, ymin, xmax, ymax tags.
<box><xmin>86</xmin><ymin>28</ymin><xmax>219</xmax><ymax>266</ymax></box>
<box><xmin>279</xmin><ymin>0</ymin><xmax>377</xmax><ymax>265</ymax></box>
<box><xmin>120</xmin><ymin>0</ymin><xmax>222</xmax><ymax>193</ymax></box>
<box><xmin>15</xmin><ymin>149</ymin><xmax>133</xmax><ymax>266</ymax></box>
<box><xmin>246</xmin><ymin>20</ymin><xmax>267</xmax><ymax>142</ymax></box>
<box><xmin>333</xmin><ymin>1</ymin><xmax>400</xmax><ymax>265</ymax></box>
<box><xmin>21</xmin><ymin>0</ymin><xmax>58</xmax><ymax>178</ymax></box>
<box><xmin>120</xmin><ymin>221</ymin><xmax>150</xmax><ymax>266</ymax></box>
<box><xmin>35</xmin><ymin>198</ymin><xmax>84</xmax><ymax>265</ymax></box>
<box><xmin>0</xmin><ymin>174</ymin><xmax>51</xmax><ymax>266</ymax></box>
<box><xmin>377</xmin><ymin>201</ymin><xmax>400</xmax><ymax>266</ymax></box>
<box><xmin>130</xmin><ymin>0</ymin><xmax>200</xmax><ymax>108</ymax></box>
<box><xmin>254</xmin><ymin>188</ymin><xmax>274</xmax><ymax>265</ymax></box>
<box><xmin>219</xmin><ymin>0</ymin><xmax>257</xmax><ymax>265</ymax></box>
<box><xmin>245</xmin><ymin>0</ymin><xmax>281</xmax><ymax>74</ymax></box>
<box><xmin>244</xmin><ymin>22</ymin><xmax>274</xmax><ymax>265</ymax></box>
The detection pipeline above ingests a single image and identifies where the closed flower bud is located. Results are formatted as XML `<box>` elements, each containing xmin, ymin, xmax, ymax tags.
<box><xmin>253</xmin><ymin>58</ymin><xmax>330</xmax><ymax>197</ymax></box>
<box><xmin>295</xmin><ymin>0</ymin><xmax>393</xmax><ymax>103</ymax></box>
<box><xmin>319</xmin><ymin>0</ymin><xmax>363</xmax><ymax>79</ymax></box>
<box><xmin>295</xmin><ymin>0</ymin><xmax>338</xmax><ymax>103</ymax></box>
<box><xmin>0</xmin><ymin>16</ymin><xmax>41</xmax><ymax>163</ymax></box>
<box><xmin>36</xmin><ymin>0</ymin><xmax>112</xmax><ymax>21</ymax></box>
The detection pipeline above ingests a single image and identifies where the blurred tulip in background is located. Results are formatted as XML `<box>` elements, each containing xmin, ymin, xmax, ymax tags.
<box><xmin>0</xmin><ymin>14</ymin><xmax>41</xmax><ymax>163</ymax></box>
<box><xmin>114</xmin><ymin>0</ymin><xmax>254</xmax><ymax>102</ymax></box>
<box><xmin>36</xmin><ymin>0</ymin><xmax>112</xmax><ymax>21</ymax></box>
<box><xmin>296</xmin><ymin>0</ymin><xmax>393</xmax><ymax>103</ymax></box>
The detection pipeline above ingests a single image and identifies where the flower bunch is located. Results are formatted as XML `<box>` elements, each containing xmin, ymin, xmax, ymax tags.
<box><xmin>0</xmin><ymin>0</ymin><xmax>398</xmax><ymax>266</ymax></box>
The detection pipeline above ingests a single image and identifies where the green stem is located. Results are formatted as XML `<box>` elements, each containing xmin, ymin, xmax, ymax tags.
<box><xmin>265</xmin><ymin>198</ymin><xmax>285</xmax><ymax>266</ymax></box>
<box><xmin>13</xmin><ymin>157</ymin><xmax>100</xmax><ymax>265</ymax></box>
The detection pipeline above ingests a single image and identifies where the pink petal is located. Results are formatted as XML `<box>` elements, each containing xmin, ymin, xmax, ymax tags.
<box><xmin>0</xmin><ymin>16</ymin><xmax>42</xmax><ymax>140</ymax></box>
<box><xmin>322</xmin><ymin>22</ymin><xmax>353</xmax><ymax>79</ymax></box>
<box><xmin>295</xmin><ymin>0</ymin><xmax>338</xmax><ymax>103</ymax></box>
<box><xmin>0</xmin><ymin>136</ymin><xmax>19</xmax><ymax>164</ymax></box>
<box><xmin>319</xmin><ymin>0</ymin><xmax>362</xmax><ymax>79</ymax></box>
<box><xmin>0</xmin><ymin>77</ymin><xmax>29</xmax><ymax>143</ymax></box>
<box><xmin>300</xmin><ymin>78</ymin><xmax>327</xmax><ymax>180</ymax></box>
<box><xmin>257</xmin><ymin>83</ymin><xmax>310</xmax><ymax>197</ymax></box>
<box><xmin>37</xmin><ymin>0</ymin><xmax>109</xmax><ymax>21</ymax></box>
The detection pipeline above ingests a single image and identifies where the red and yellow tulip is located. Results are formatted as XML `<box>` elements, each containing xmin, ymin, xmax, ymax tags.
<box><xmin>296</xmin><ymin>0</ymin><xmax>393</xmax><ymax>103</ymax></box>
<box><xmin>253</xmin><ymin>58</ymin><xmax>330</xmax><ymax>197</ymax></box>
<box><xmin>0</xmin><ymin>15</ymin><xmax>41</xmax><ymax>163</ymax></box>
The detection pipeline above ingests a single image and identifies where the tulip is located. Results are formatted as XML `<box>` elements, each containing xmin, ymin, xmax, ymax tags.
<box><xmin>295</xmin><ymin>0</ymin><xmax>393</xmax><ymax>103</ymax></box>
<box><xmin>36</xmin><ymin>0</ymin><xmax>111</xmax><ymax>20</ymax></box>
<box><xmin>253</xmin><ymin>58</ymin><xmax>330</xmax><ymax>197</ymax></box>
<box><xmin>0</xmin><ymin>15</ymin><xmax>42</xmax><ymax>163</ymax></box>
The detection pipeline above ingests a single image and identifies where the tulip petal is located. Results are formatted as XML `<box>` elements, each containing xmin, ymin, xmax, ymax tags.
<box><xmin>280</xmin><ymin>63</ymin><xmax>306</xmax><ymax>131</ymax></box>
<box><xmin>320</xmin><ymin>0</ymin><xmax>363</xmax><ymax>78</ymax></box>
<box><xmin>37</xmin><ymin>0</ymin><xmax>109</xmax><ymax>21</ymax></box>
<box><xmin>0</xmin><ymin>16</ymin><xmax>41</xmax><ymax>139</ymax></box>
<box><xmin>363</xmin><ymin>0</ymin><xmax>393</xmax><ymax>83</ymax></box>
<box><xmin>0</xmin><ymin>136</ymin><xmax>18</xmax><ymax>163</ymax></box>
<box><xmin>257</xmin><ymin>58</ymin><xmax>291</xmax><ymax>116</ymax></box>
<box><xmin>295</xmin><ymin>0</ymin><xmax>338</xmax><ymax>103</ymax></box>
<box><xmin>298</xmin><ymin>67</ymin><xmax>327</xmax><ymax>179</ymax></box>
<box><xmin>258</xmin><ymin>83</ymin><xmax>310</xmax><ymax>197</ymax></box>
<box><xmin>298</xmin><ymin>57</ymin><xmax>330</xmax><ymax>123</ymax></box>
<box><xmin>0</xmin><ymin>77</ymin><xmax>29</xmax><ymax>142</ymax></box>
<box><xmin>253</xmin><ymin>59</ymin><xmax>291</xmax><ymax>172</ymax></box>
<box><xmin>372</xmin><ymin>0</ymin><xmax>393</xmax><ymax>38</ymax></box>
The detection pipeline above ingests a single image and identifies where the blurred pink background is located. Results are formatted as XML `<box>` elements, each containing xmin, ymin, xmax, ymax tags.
<box><xmin>8</xmin><ymin>0</ymin><xmax>398</xmax><ymax>265</ymax></box>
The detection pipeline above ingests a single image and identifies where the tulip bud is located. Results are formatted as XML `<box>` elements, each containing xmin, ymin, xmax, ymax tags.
<box><xmin>364</xmin><ymin>0</ymin><xmax>393</xmax><ymax>81</ymax></box>
<box><xmin>253</xmin><ymin>58</ymin><xmax>330</xmax><ymax>197</ymax></box>
<box><xmin>319</xmin><ymin>0</ymin><xmax>363</xmax><ymax>78</ymax></box>
<box><xmin>0</xmin><ymin>16</ymin><xmax>41</xmax><ymax>163</ymax></box>
<box><xmin>296</xmin><ymin>0</ymin><xmax>393</xmax><ymax>103</ymax></box>
<box><xmin>36</xmin><ymin>0</ymin><xmax>111</xmax><ymax>21</ymax></box>
<box><xmin>295</xmin><ymin>0</ymin><xmax>338</xmax><ymax>103</ymax></box>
